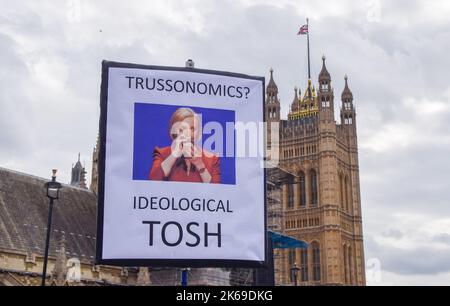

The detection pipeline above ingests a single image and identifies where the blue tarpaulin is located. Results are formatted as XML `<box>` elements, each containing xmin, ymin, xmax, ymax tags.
<box><xmin>268</xmin><ymin>230</ymin><xmax>308</xmax><ymax>249</ymax></box>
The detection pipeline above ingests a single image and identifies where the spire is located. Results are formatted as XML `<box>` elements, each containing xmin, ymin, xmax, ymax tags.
<box><xmin>291</xmin><ymin>87</ymin><xmax>300</xmax><ymax>112</ymax></box>
<box><xmin>267</xmin><ymin>67</ymin><xmax>278</xmax><ymax>94</ymax></box>
<box><xmin>91</xmin><ymin>134</ymin><xmax>100</xmax><ymax>194</ymax></box>
<box><xmin>341</xmin><ymin>74</ymin><xmax>355</xmax><ymax>126</ymax></box>
<box><xmin>342</xmin><ymin>74</ymin><xmax>353</xmax><ymax>101</ymax></box>
<box><xmin>319</xmin><ymin>55</ymin><xmax>331</xmax><ymax>82</ymax></box>
<box><xmin>265</xmin><ymin>67</ymin><xmax>280</xmax><ymax>150</ymax></box>
<box><xmin>71</xmin><ymin>153</ymin><xmax>87</xmax><ymax>189</ymax></box>
<box><xmin>289</xmin><ymin>79</ymin><xmax>318</xmax><ymax>120</ymax></box>
<box><xmin>304</xmin><ymin>79</ymin><xmax>314</xmax><ymax>100</ymax></box>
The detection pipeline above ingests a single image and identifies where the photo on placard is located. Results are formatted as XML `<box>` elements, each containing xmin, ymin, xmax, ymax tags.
<box><xmin>132</xmin><ymin>103</ymin><xmax>236</xmax><ymax>185</ymax></box>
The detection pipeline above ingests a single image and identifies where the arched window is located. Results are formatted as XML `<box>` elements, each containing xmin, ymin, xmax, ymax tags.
<box><xmin>344</xmin><ymin>100</ymin><xmax>351</xmax><ymax>110</ymax></box>
<box><xmin>344</xmin><ymin>115</ymin><xmax>351</xmax><ymax>125</ymax></box>
<box><xmin>287</xmin><ymin>176</ymin><xmax>294</xmax><ymax>209</ymax></box>
<box><xmin>348</xmin><ymin>246</ymin><xmax>353</xmax><ymax>285</ymax></box>
<box><xmin>322</xmin><ymin>95</ymin><xmax>330</xmax><ymax>108</ymax></box>
<box><xmin>342</xmin><ymin>245</ymin><xmax>354</xmax><ymax>285</ymax></box>
<box><xmin>299</xmin><ymin>171</ymin><xmax>306</xmax><ymax>207</ymax></box>
<box><xmin>310</xmin><ymin>169</ymin><xmax>318</xmax><ymax>206</ymax></box>
<box><xmin>312</xmin><ymin>242</ymin><xmax>321</xmax><ymax>281</ymax></box>
<box><xmin>339</xmin><ymin>174</ymin><xmax>344</xmax><ymax>209</ymax></box>
<box><xmin>344</xmin><ymin>176</ymin><xmax>349</xmax><ymax>212</ymax></box>
<box><xmin>343</xmin><ymin>246</ymin><xmax>349</xmax><ymax>284</ymax></box>
<box><xmin>300</xmin><ymin>248</ymin><xmax>308</xmax><ymax>282</ymax></box>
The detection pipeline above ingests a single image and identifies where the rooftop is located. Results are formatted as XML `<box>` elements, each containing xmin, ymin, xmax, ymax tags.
<box><xmin>0</xmin><ymin>167</ymin><xmax>97</xmax><ymax>262</ymax></box>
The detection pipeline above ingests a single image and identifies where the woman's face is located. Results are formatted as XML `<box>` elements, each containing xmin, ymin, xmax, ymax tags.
<box><xmin>172</xmin><ymin>115</ymin><xmax>201</xmax><ymax>143</ymax></box>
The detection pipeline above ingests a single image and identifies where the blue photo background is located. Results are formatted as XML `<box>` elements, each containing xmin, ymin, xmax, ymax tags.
<box><xmin>133</xmin><ymin>102</ymin><xmax>236</xmax><ymax>185</ymax></box>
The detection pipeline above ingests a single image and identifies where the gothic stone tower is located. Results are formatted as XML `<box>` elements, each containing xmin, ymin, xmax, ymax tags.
<box><xmin>266</xmin><ymin>57</ymin><xmax>365</xmax><ymax>286</ymax></box>
<box><xmin>70</xmin><ymin>153</ymin><xmax>87</xmax><ymax>189</ymax></box>
<box><xmin>90</xmin><ymin>135</ymin><xmax>99</xmax><ymax>194</ymax></box>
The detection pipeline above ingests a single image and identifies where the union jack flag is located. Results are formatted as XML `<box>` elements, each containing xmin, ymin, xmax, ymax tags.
<box><xmin>297</xmin><ymin>24</ymin><xmax>308</xmax><ymax>35</ymax></box>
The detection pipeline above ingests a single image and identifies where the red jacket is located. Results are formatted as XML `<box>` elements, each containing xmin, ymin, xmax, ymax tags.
<box><xmin>148</xmin><ymin>146</ymin><xmax>221</xmax><ymax>184</ymax></box>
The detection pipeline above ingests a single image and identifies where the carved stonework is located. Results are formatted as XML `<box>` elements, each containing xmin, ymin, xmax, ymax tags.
<box><xmin>266</xmin><ymin>58</ymin><xmax>365</xmax><ymax>286</ymax></box>
<box><xmin>136</xmin><ymin>267</ymin><xmax>151</xmax><ymax>286</ymax></box>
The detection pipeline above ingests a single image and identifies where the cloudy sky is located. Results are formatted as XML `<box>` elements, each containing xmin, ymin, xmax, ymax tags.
<box><xmin>1</xmin><ymin>0</ymin><xmax>450</xmax><ymax>285</ymax></box>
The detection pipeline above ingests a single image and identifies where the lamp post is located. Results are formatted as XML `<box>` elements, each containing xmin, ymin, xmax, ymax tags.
<box><xmin>291</xmin><ymin>262</ymin><xmax>300</xmax><ymax>286</ymax></box>
<box><xmin>41</xmin><ymin>169</ymin><xmax>62</xmax><ymax>286</ymax></box>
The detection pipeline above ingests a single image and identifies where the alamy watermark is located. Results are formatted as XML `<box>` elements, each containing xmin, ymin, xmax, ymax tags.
<box><xmin>366</xmin><ymin>0</ymin><xmax>382</xmax><ymax>23</ymax></box>
<box><xmin>66</xmin><ymin>0</ymin><xmax>83</xmax><ymax>23</ymax></box>
<box><xmin>168</xmin><ymin>114</ymin><xmax>280</xmax><ymax>169</ymax></box>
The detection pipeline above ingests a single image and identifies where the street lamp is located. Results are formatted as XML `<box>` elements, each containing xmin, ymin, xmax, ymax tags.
<box><xmin>41</xmin><ymin>169</ymin><xmax>62</xmax><ymax>286</ymax></box>
<box><xmin>291</xmin><ymin>262</ymin><xmax>300</xmax><ymax>286</ymax></box>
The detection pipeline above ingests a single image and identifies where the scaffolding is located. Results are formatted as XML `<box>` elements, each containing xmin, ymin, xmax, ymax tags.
<box><xmin>266</xmin><ymin>166</ymin><xmax>304</xmax><ymax>286</ymax></box>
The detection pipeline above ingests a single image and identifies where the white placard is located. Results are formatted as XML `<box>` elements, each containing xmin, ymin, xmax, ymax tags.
<box><xmin>96</xmin><ymin>61</ymin><xmax>266</xmax><ymax>267</ymax></box>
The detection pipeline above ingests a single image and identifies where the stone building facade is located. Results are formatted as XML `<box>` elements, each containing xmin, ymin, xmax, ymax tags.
<box><xmin>266</xmin><ymin>56</ymin><xmax>365</xmax><ymax>285</ymax></box>
<box><xmin>0</xmin><ymin>167</ymin><xmax>151</xmax><ymax>286</ymax></box>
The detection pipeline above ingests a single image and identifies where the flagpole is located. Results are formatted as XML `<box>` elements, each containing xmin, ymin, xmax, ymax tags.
<box><xmin>307</xmin><ymin>18</ymin><xmax>311</xmax><ymax>80</ymax></box>
<box><xmin>306</xmin><ymin>18</ymin><xmax>312</xmax><ymax>99</ymax></box>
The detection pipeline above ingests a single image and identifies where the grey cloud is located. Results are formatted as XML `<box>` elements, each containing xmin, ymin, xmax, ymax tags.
<box><xmin>366</xmin><ymin>235</ymin><xmax>450</xmax><ymax>275</ymax></box>
<box><xmin>432</xmin><ymin>234</ymin><xmax>450</xmax><ymax>245</ymax></box>
<box><xmin>0</xmin><ymin>33</ymin><xmax>36</xmax><ymax>158</ymax></box>
<box><xmin>361</xmin><ymin>143</ymin><xmax>450</xmax><ymax>216</ymax></box>
<box><xmin>382</xmin><ymin>229</ymin><xmax>405</xmax><ymax>240</ymax></box>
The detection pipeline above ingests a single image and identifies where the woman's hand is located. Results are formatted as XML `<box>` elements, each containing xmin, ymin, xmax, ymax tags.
<box><xmin>189</xmin><ymin>145</ymin><xmax>206</xmax><ymax>170</ymax></box>
<box><xmin>189</xmin><ymin>145</ymin><xmax>212</xmax><ymax>183</ymax></box>
<box><xmin>170</xmin><ymin>134</ymin><xmax>188</xmax><ymax>158</ymax></box>
<box><xmin>161</xmin><ymin>134</ymin><xmax>189</xmax><ymax>177</ymax></box>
